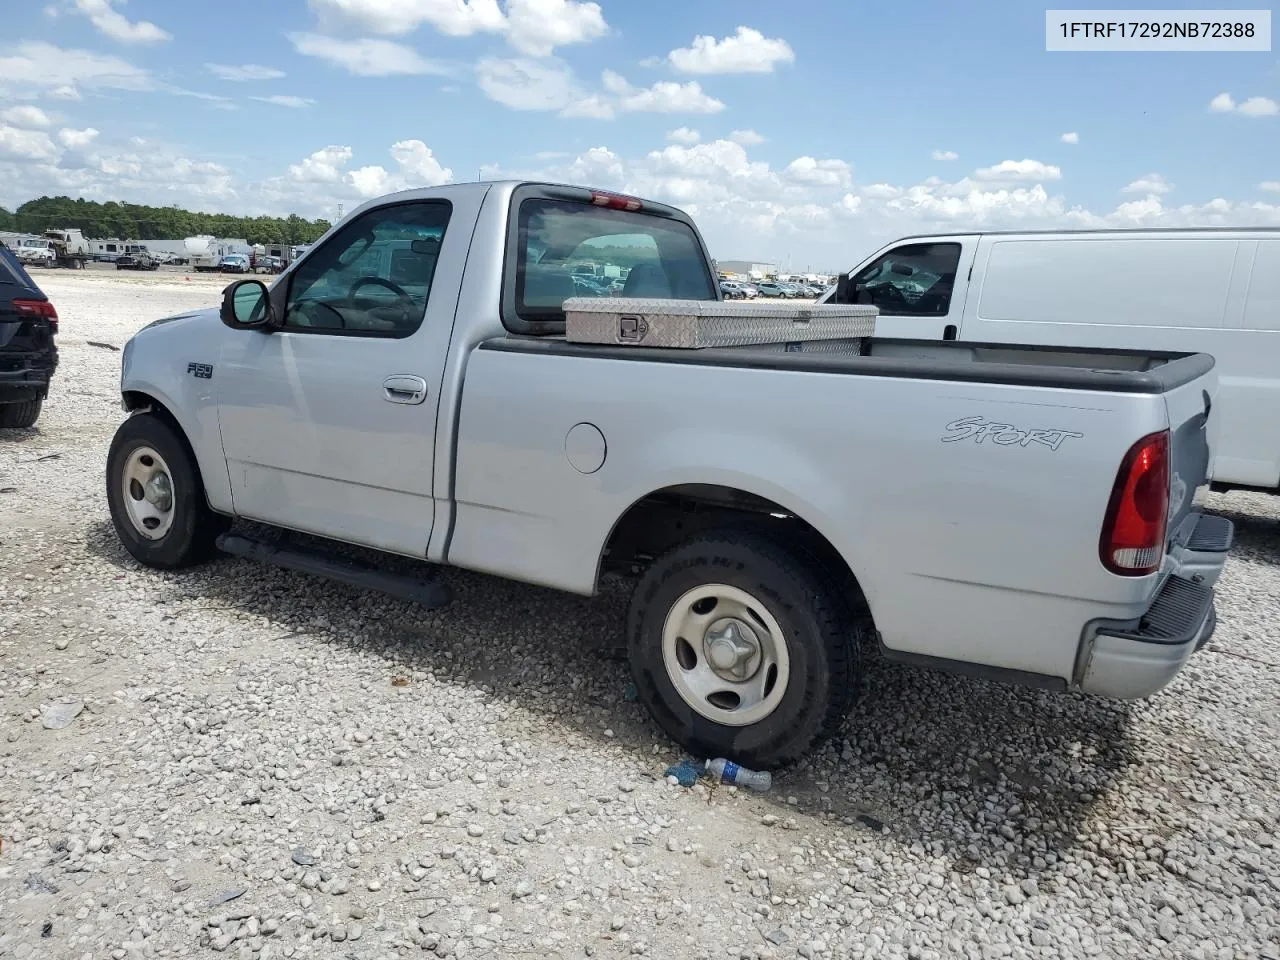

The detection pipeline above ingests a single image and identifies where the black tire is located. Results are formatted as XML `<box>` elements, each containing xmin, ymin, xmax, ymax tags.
<box><xmin>106</xmin><ymin>412</ymin><xmax>228</xmax><ymax>569</ymax></box>
<box><xmin>0</xmin><ymin>399</ymin><xmax>43</xmax><ymax>428</ymax></box>
<box><xmin>627</xmin><ymin>530</ymin><xmax>869</xmax><ymax>769</ymax></box>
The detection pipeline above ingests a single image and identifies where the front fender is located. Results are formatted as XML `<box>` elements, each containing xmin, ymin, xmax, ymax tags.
<box><xmin>120</xmin><ymin>309</ymin><xmax>232</xmax><ymax>513</ymax></box>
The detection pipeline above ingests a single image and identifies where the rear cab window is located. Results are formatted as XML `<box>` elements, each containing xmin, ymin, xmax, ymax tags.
<box><xmin>502</xmin><ymin>186</ymin><xmax>717</xmax><ymax>334</ymax></box>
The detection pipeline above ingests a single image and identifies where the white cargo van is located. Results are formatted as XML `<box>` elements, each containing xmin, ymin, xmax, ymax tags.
<box><xmin>825</xmin><ymin>229</ymin><xmax>1280</xmax><ymax>492</ymax></box>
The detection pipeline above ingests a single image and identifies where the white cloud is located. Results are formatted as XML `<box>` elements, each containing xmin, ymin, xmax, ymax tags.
<box><xmin>667</xmin><ymin>26</ymin><xmax>794</xmax><ymax>74</ymax></box>
<box><xmin>729</xmin><ymin>129</ymin><xmax>765</xmax><ymax>146</ymax></box>
<box><xmin>0</xmin><ymin>42</ymin><xmax>152</xmax><ymax>95</ymax></box>
<box><xmin>289</xmin><ymin>33</ymin><xmax>450</xmax><ymax>76</ymax></box>
<box><xmin>288</xmin><ymin>145</ymin><xmax>354</xmax><ymax>183</ymax></box>
<box><xmin>307</xmin><ymin>0</ymin><xmax>505</xmax><ymax>36</ymax></box>
<box><xmin>1260</xmin><ymin>181</ymin><xmax>1280</xmax><ymax>193</ymax></box>
<box><xmin>602</xmin><ymin>71</ymin><xmax>724</xmax><ymax>115</ymax></box>
<box><xmin>1123</xmin><ymin>173</ymin><xmax>1173</xmax><ymax>195</ymax></box>
<box><xmin>1210</xmin><ymin>92</ymin><xmax>1279</xmax><ymax>116</ymax></box>
<box><xmin>206</xmin><ymin>63</ymin><xmax>286</xmax><ymax>82</ymax></box>
<box><xmin>931</xmin><ymin>149</ymin><xmax>958</xmax><ymax>161</ymax></box>
<box><xmin>477</xmin><ymin>57</ymin><xmax>576</xmax><ymax>111</ymax></box>
<box><xmin>306</xmin><ymin>0</ymin><xmax>606</xmax><ymax>55</ymax></box>
<box><xmin>251</xmin><ymin>95</ymin><xmax>316</xmax><ymax>108</ymax></box>
<box><xmin>973</xmin><ymin>158</ymin><xmax>1062</xmax><ymax>182</ymax></box>
<box><xmin>666</xmin><ymin>127</ymin><xmax>701</xmax><ymax>145</ymax></box>
<box><xmin>347</xmin><ymin>139</ymin><xmax>453</xmax><ymax>197</ymax></box>
<box><xmin>0</xmin><ymin>106</ymin><xmax>53</xmax><ymax>128</ymax></box>
<box><xmin>58</xmin><ymin>126</ymin><xmax>98</xmax><ymax>148</ymax></box>
<box><xmin>784</xmin><ymin>156</ymin><xmax>851</xmax><ymax>188</ymax></box>
<box><xmin>476</xmin><ymin>61</ymin><xmax>723</xmax><ymax>118</ymax></box>
<box><xmin>1060</xmin><ymin>131</ymin><xmax>1079</xmax><ymax>144</ymax></box>
<box><xmin>0</xmin><ymin>126</ymin><xmax>59</xmax><ymax>162</ymax></box>
<box><xmin>505</xmin><ymin>0</ymin><xmax>607</xmax><ymax>57</ymax></box>
<box><xmin>72</xmin><ymin>0</ymin><xmax>170</xmax><ymax>44</ymax></box>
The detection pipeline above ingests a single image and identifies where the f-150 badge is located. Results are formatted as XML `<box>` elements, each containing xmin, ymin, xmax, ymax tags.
<box><xmin>942</xmin><ymin>416</ymin><xmax>1083</xmax><ymax>451</ymax></box>
<box><xmin>187</xmin><ymin>362</ymin><xmax>213</xmax><ymax>379</ymax></box>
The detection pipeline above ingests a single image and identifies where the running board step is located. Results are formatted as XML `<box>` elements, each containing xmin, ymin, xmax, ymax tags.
<box><xmin>215</xmin><ymin>533</ymin><xmax>452</xmax><ymax>609</ymax></box>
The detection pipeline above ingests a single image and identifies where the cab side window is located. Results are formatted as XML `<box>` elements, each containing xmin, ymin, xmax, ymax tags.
<box><xmin>845</xmin><ymin>243</ymin><xmax>961</xmax><ymax>316</ymax></box>
<box><xmin>284</xmin><ymin>200</ymin><xmax>451</xmax><ymax>337</ymax></box>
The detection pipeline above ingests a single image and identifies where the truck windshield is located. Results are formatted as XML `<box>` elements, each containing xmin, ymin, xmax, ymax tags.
<box><xmin>515</xmin><ymin>199</ymin><xmax>716</xmax><ymax>322</ymax></box>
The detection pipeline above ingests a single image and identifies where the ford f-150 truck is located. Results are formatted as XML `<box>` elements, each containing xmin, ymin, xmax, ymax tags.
<box><xmin>106</xmin><ymin>181</ymin><xmax>1232</xmax><ymax>767</ymax></box>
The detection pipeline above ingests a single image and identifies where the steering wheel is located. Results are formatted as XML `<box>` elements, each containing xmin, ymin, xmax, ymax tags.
<box><xmin>349</xmin><ymin>276</ymin><xmax>417</xmax><ymax>326</ymax></box>
<box><xmin>295</xmin><ymin>298</ymin><xmax>346</xmax><ymax>328</ymax></box>
<box><xmin>872</xmin><ymin>283</ymin><xmax>909</xmax><ymax>311</ymax></box>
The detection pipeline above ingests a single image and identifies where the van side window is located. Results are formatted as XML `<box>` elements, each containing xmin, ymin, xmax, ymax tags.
<box><xmin>847</xmin><ymin>243</ymin><xmax>961</xmax><ymax>316</ymax></box>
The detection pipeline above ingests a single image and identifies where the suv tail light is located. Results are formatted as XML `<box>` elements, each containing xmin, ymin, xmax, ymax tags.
<box><xmin>12</xmin><ymin>298</ymin><xmax>58</xmax><ymax>333</ymax></box>
<box><xmin>1100</xmin><ymin>430</ymin><xmax>1169</xmax><ymax>576</ymax></box>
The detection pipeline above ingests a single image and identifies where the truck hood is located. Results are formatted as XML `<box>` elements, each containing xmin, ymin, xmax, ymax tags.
<box><xmin>137</xmin><ymin>306</ymin><xmax>219</xmax><ymax>335</ymax></box>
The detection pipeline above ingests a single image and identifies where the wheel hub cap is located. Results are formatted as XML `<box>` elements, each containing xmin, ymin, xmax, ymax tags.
<box><xmin>144</xmin><ymin>472</ymin><xmax>173</xmax><ymax>511</ymax></box>
<box><xmin>704</xmin><ymin>618</ymin><xmax>761</xmax><ymax>680</ymax></box>
<box><xmin>660</xmin><ymin>583</ymin><xmax>791</xmax><ymax>727</ymax></box>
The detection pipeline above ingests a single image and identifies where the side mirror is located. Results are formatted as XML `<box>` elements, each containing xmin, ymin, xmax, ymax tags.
<box><xmin>220</xmin><ymin>279</ymin><xmax>275</xmax><ymax>330</ymax></box>
<box><xmin>834</xmin><ymin>273</ymin><xmax>853</xmax><ymax>304</ymax></box>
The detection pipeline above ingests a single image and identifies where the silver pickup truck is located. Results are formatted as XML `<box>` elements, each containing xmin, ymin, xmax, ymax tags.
<box><xmin>107</xmin><ymin>181</ymin><xmax>1233</xmax><ymax>767</ymax></box>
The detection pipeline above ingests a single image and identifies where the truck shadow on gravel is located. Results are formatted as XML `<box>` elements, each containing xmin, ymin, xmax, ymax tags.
<box><xmin>84</xmin><ymin>519</ymin><xmax>1142</xmax><ymax>878</ymax></box>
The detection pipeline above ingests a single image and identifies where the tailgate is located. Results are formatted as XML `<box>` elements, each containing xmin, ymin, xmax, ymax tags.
<box><xmin>0</xmin><ymin>318</ymin><xmax>54</xmax><ymax>353</ymax></box>
<box><xmin>1161</xmin><ymin>366</ymin><xmax>1215</xmax><ymax>548</ymax></box>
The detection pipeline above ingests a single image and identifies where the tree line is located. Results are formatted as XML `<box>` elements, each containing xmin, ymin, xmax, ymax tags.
<box><xmin>0</xmin><ymin>196</ymin><xmax>332</xmax><ymax>245</ymax></box>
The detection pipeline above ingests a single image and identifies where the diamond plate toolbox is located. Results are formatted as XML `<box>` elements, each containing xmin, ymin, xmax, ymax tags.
<box><xmin>562</xmin><ymin>297</ymin><xmax>878</xmax><ymax>349</ymax></box>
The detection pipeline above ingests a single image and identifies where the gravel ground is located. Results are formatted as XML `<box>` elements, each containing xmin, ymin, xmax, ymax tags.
<box><xmin>2</xmin><ymin>270</ymin><xmax>1279</xmax><ymax>960</ymax></box>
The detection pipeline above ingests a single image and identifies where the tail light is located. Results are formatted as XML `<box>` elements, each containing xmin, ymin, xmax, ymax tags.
<box><xmin>1100</xmin><ymin>430</ymin><xmax>1169</xmax><ymax>576</ymax></box>
<box><xmin>13</xmin><ymin>298</ymin><xmax>58</xmax><ymax>333</ymax></box>
<box><xmin>590</xmin><ymin>190</ymin><xmax>643</xmax><ymax>212</ymax></box>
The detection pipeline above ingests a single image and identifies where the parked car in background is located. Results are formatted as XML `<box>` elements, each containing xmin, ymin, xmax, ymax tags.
<box><xmin>720</xmin><ymin>280</ymin><xmax>749</xmax><ymax>299</ymax></box>
<box><xmin>218</xmin><ymin>254</ymin><xmax>250</xmax><ymax>274</ymax></box>
<box><xmin>754</xmin><ymin>280</ymin><xmax>788</xmax><ymax>298</ymax></box>
<box><xmin>0</xmin><ymin>245</ymin><xmax>58</xmax><ymax>428</ymax></box>
<box><xmin>107</xmin><ymin>179</ymin><xmax>1230</xmax><ymax>767</ymax></box>
<box><xmin>253</xmin><ymin>255</ymin><xmax>286</xmax><ymax>275</ymax></box>
<box><xmin>823</xmin><ymin>228</ymin><xmax>1280</xmax><ymax>493</ymax></box>
<box><xmin>116</xmin><ymin>246</ymin><xmax>160</xmax><ymax>271</ymax></box>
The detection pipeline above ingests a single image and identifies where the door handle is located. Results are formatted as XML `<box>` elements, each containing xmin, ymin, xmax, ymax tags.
<box><xmin>383</xmin><ymin>375</ymin><xmax>427</xmax><ymax>405</ymax></box>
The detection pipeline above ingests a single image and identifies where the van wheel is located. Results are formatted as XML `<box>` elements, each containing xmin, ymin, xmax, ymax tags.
<box><xmin>106</xmin><ymin>413</ymin><xmax>228</xmax><ymax>569</ymax></box>
<box><xmin>0</xmin><ymin>399</ymin><xmax>43</xmax><ymax>428</ymax></box>
<box><xmin>627</xmin><ymin>531</ymin><xmax>868</xmax><ymax>769</ymax></box>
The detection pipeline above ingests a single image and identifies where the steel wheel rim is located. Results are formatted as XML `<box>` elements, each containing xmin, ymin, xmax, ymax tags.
<box><xmin>121</xmin><ymin>445</ymin><xmax>175</xmax><ymax>541</ymax></box>
<box><xmin>661</xmin><ymin>583</ymin><xmax>791</xmax><ymax>727</ymax></box>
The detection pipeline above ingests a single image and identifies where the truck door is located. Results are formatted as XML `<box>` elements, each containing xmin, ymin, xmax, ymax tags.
<box><xmin>214</xmin><ymin>191</ymin><xmax>479</xmax><ymax>557</ymax></box>
<box><xmin>832</xmin><ymin>239</ymin><xmax>975</xmax><ymax>340</ymax></box>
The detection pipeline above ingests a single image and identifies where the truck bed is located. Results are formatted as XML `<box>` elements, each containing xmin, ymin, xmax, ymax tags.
<box><xmin>481</xmin><ymin>335</ymin><xmax>1214</xmax><ymax>394</ymax></box>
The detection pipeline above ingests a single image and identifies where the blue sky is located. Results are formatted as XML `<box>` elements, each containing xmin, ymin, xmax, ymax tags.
<box><xmin>1</xmin><ymin>0</ymin><xmax>1277</xmax><ymax>269</ymax></box>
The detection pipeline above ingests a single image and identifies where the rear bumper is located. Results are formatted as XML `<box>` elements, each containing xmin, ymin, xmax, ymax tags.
<box><xmin>0</xmin><ymin>348</ymin><xmax>58</xmax><ymax>400</ymax></box>
<box><xmin>1078</xmin><ymin>512</ymin><xmax>1232</xmax><ymax>699</ymax></box>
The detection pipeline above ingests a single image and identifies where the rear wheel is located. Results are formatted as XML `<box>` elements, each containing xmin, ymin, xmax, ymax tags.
<box><xmin>0</xmin><ymin>399</ymin><xmax>43</xmax><ymax>428</ymax></box>
<box><xmin>627</xmin><ymin>530</ymin><xmax>868</xmax><ymax>769</ymax></box>
<box><xmin>106</xmin><ymin>413</ymin><xmax>228</xmax><ymax>568</ymax></box>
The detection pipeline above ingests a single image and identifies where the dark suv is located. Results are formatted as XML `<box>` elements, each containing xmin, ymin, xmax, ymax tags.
<box><xmin>0</xmin><ymin>245</ymin><xmax>59</xmax><ymax>428</ymax></box>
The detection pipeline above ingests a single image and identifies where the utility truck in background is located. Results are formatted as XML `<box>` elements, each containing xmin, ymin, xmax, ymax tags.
<box><xmin>106</xmin><ymin>181</ymin><xmax>1232</xmax><ymax>767</ymax></box>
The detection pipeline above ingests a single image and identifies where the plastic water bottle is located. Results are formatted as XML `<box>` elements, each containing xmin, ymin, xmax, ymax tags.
<box><xmin>704</xmin><ymin>758</ymin><xmax>772</xmax><ymax>792</ymax></box>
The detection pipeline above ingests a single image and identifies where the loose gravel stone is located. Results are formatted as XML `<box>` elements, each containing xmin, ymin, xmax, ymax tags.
<box><xmin>0</xmin><ymin>269</ymin><xmax>1276</xmax><ymax>960</ymax></box>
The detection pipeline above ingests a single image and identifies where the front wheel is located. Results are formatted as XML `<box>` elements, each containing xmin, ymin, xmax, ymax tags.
<box><xmin>106</xmin><ymin>413</ymin><xmax>228</xmax><ymax>568</ymax></box>
<box><xmin>627</xmin><ymin>530</ymin><xmax>867</xmax><ymax>769</ymax></box>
